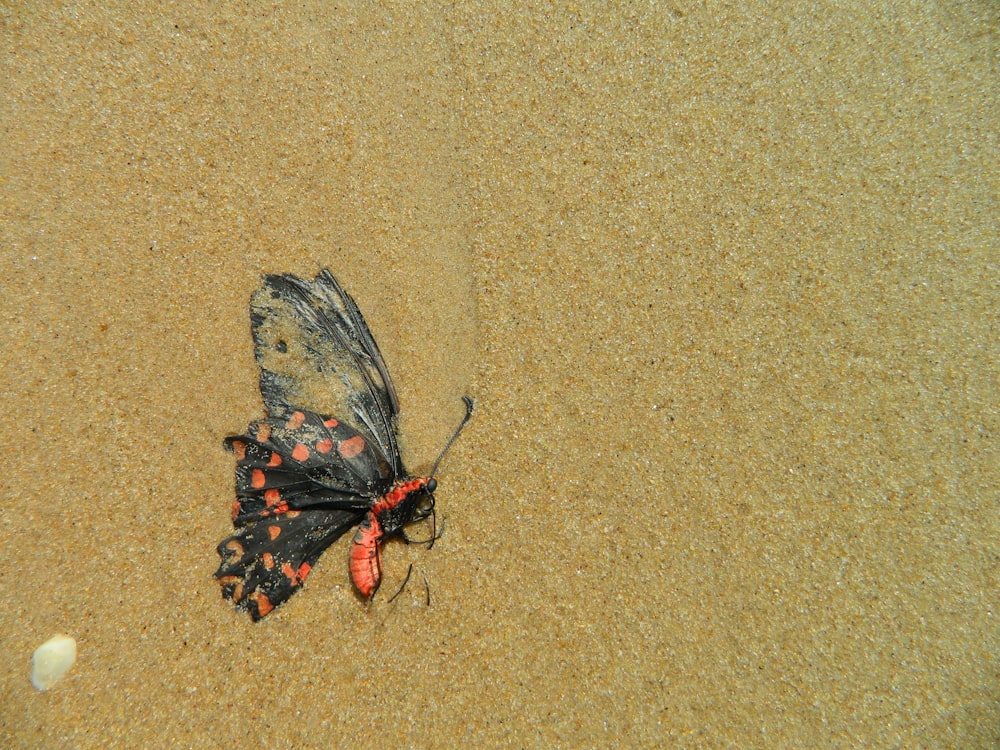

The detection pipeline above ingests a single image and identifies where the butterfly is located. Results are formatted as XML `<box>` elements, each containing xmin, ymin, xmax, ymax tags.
<box><xmin>214</xmin><ymin>269</ymin><xmax>472</xmax><ymax>620</ymax></box>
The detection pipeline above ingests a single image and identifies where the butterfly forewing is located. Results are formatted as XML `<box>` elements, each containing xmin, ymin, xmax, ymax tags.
<box><xmin>250</xmin><ymin>271</ymin><xmax>403</xmax><ymax>475</ymax></box>
<box><xmin>225</xmin><ymin>408</ymin><xmax>393</xmax><ymax>526</ymax></box>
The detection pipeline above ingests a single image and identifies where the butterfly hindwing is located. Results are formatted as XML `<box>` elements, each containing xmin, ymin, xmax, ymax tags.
<box><xmin>215</xmin><ymin>508</ymin><xmax>363</xmax><ymax>621</ymax></box>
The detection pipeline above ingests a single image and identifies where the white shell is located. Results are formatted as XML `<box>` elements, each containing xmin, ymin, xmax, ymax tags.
<box><xmin>31</xmin><ymin>634</ymin><xmax>77</xmax><ymax>691</ymax></box>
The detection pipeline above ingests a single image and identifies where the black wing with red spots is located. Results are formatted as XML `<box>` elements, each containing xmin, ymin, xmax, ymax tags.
<box><xmin>216</xmin><ymin>507</ymin><xmax>363</xmax><ymax>621</ymax></box>
<box><xmin>225</xmin><ymin>408</ymin><xmax>394</xmax><ymax>527</ymax></box>
<box><xmin>249</xmin><ymin>270</ymin><xmax>404</xmax><ymax>477</ymax></box>
<box><xmin>216</xmin><ymin>406</ymin><xmax>383</xmax><ymax>619</ymax></box>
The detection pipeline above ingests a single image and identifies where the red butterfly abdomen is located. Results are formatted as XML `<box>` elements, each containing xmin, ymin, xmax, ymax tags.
<box><xmin>350</xmin><ymin>513</ymin><xmax>383</xmax><ymax>598</ymax></box>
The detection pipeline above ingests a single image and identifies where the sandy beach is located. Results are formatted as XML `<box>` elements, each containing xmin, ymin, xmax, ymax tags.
<box><xmin>2</xmin><ymin>3</ymin><xmax>997</xmax><ymax>747</ymax></box>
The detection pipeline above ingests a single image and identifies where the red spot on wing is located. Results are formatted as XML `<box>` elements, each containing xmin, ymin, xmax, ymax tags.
<box><xmin>291</xmin><ymin>443</ymin><xmax>310</xmax><ymax>462</ymax></box>
<box><xmin>256</xmin><ymin>423</ymin><xmax>271</xmax><ymax>442</ymax></box>
<box><xmin>286</xmin><ymin>411</ymin><xmax>306</xmax><ymax>430</ymax></box>
<box><xmin>281</xmin><ymin>562</ymin><xmax>311</xmax><ymax>587</ymax></box>
<box><xmin>267</xmin><ymin>453</ymin><xmax>282</xmax><ymax>467</ymax></box>
<box><xmin>251</xmin><ymin>469</ymin><xmax>266</xmax><ymax>489</ymax></box>
<box><xmin>338</xmin><ymin>435</ymin><xmax>366</xmax><ymax>459</ymax></box>
<box><xmin>231</xmin><ymin>440</ymin><xmax>247</xmax><ymax>460</ymax></box>
<box><xmin>264</xmin><ymin>489</ymin><xmax>282</xmax><ymax>507</ymax></box>
<box><xmin>323</xmin><ymin>418</ymin><xmax>338</xmax><ymax>428</ymax></box>
<box><xmin>251</xmin><ymin>593</ymin><xmax>274</xmax><ymax>618</ymax></box>
<box><xmin>267</xmin><ymin>525</ymin><xmax>281</xmax><ymax>540</ymax></box>
<box><xmin>316</xmin><ymin>438</ymin><xmax>333</xmax><ymax>454</ymax></box>
<box><xmin>262</xmin><ymin>552</ymin><xmax>275</xmax><ymax>570</ymax></box>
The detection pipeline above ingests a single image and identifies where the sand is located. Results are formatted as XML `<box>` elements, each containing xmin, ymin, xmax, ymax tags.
<box><xmin>2</xmin><ymin>2</ymin><xmax>997</xmax><ymax>747</ymax></box>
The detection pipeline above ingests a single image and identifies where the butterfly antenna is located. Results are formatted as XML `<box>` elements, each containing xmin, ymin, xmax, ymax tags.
<box><xmin>386</xmin><ymin>565</ymin><xmax>432</xmax><ymax>606</ymax></box>
<box><xmin>430</xmin><ymin>396</ymin><xmax>474</xmax><ymax>477</ymax></box>
<box><xmin>387</xmin><ymin>564</ymin><xmax>415</xmax><ymax>604</ymax></box>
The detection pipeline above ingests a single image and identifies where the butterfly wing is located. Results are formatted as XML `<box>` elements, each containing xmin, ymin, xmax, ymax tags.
<box><xmin>215</xmin><ymin>508</ymin><xmax>364</xmax><ymax>621</ymax></box>
<box><xmin>249</xmin><ymin>270</ymin><xmax>403</xmax><ymax>477</ymax></box>
<box><xmin>216</xmin><ymin>270</ymin><xmax>408</xmax><ymax>620</ymax></box>
<box><xmin>225</xmin><ymin>408</ymin><xmax>392</xmax><ymax>525</ymax></box>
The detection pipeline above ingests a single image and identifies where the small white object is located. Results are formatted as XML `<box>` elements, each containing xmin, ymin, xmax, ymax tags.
<box><xmin>31</xmin><ymin>634</ymin><xmax>77</xmax><ymax>691</ymax></box>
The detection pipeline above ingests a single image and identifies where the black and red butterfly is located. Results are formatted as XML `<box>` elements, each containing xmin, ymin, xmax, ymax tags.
<box><xmin>215</xmin><ymin>269</ymin><xmax>472</xmax><ymax>620</ymax></box>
